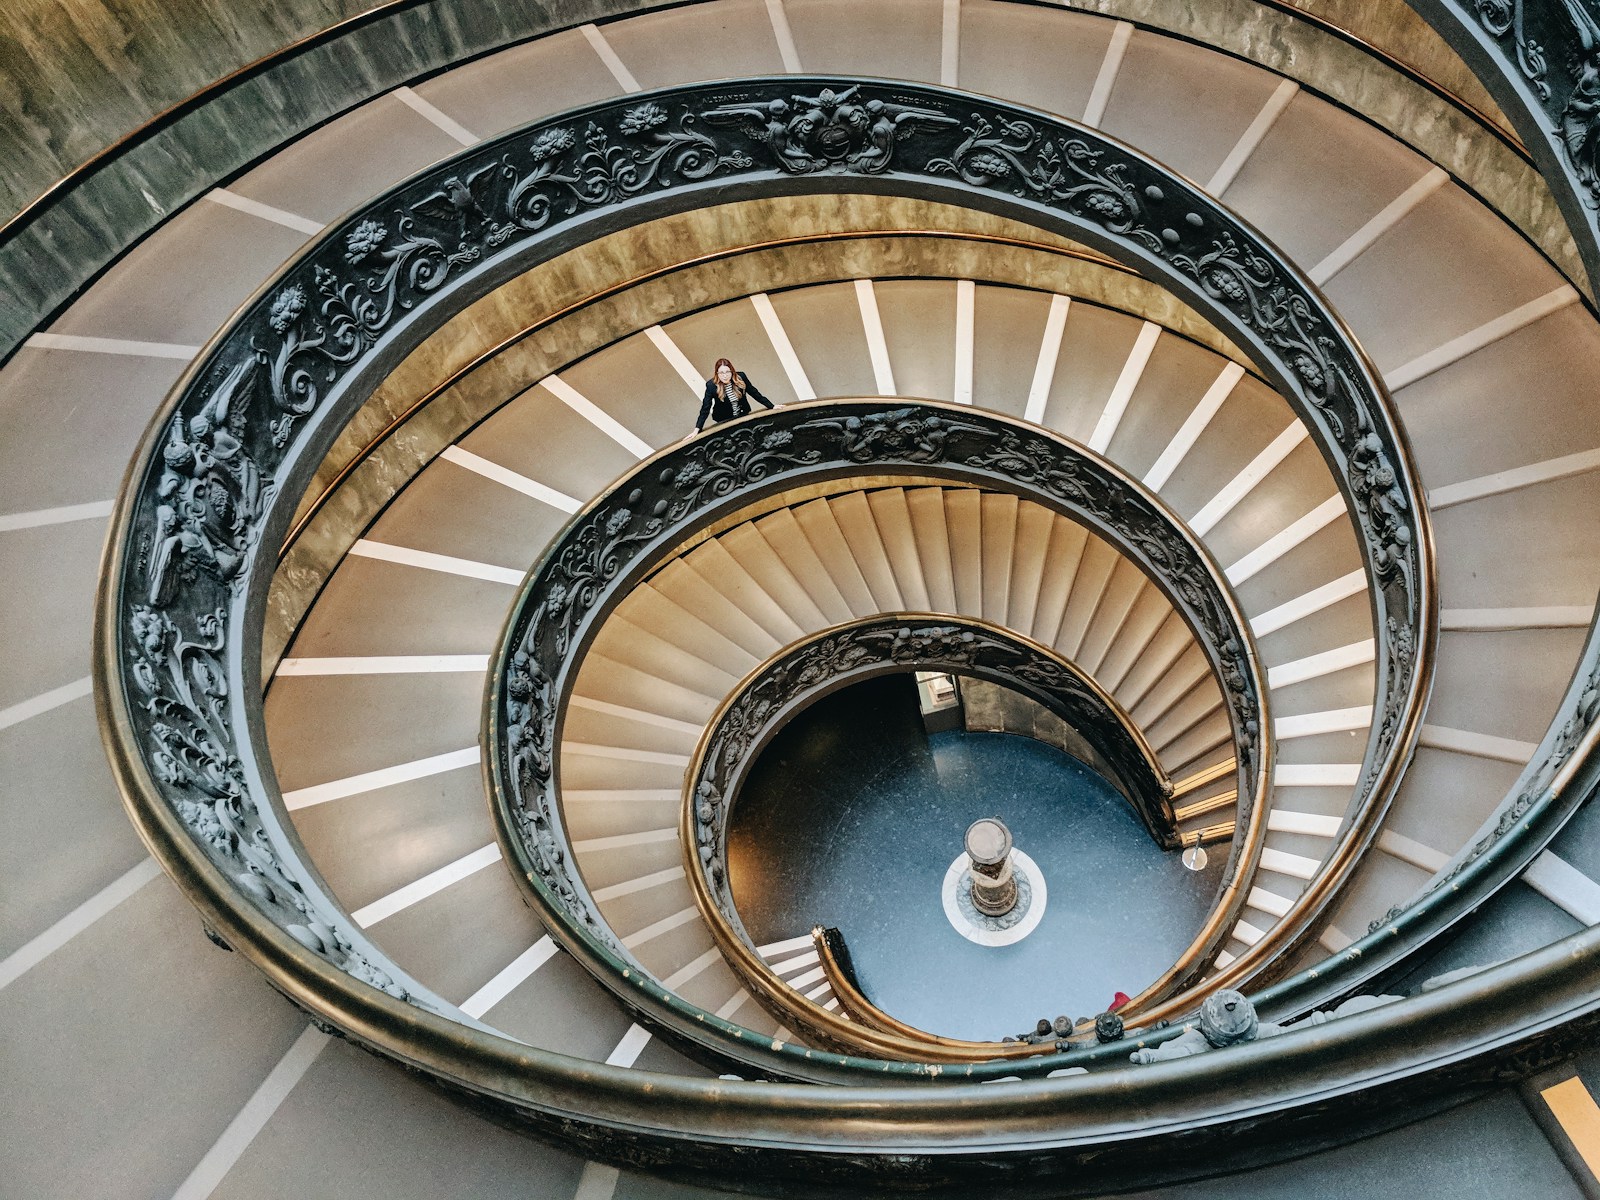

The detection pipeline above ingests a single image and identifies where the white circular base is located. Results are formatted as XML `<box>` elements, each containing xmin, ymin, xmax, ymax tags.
<box><xmin>941</xmin><ymin>849</ymin><xmax>1047</xmax><ymax>946</ymax></box>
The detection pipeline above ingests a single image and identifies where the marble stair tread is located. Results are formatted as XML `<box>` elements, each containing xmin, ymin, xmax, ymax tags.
<box><xmin>827</xmin><ymin>490</ymin><xmax>907</xmax><ymax>613</ymax></box>
<box><xmin>863</xmin><ymin>488</ymin><xmax>935</xmax><ymax>612</ymax></box>
<box><xmin>584</xmin><ymin>613</ymin><xmax>742</xmax><ymax>701</ymax></box>
<box><xmin>978</xmin><ymin>492</ymin><xmax>1020</xmax><ymax>623</ymax></box>
<box><xmin>681</xmin><ymin>537</ymin><xmax>811</xmax><ymax>644</ymax></box>
<box><xmin>599</xmin><ymin>582</ymin><xmax>764</xmax><ymax>681</ymax></box>
<box><xmin>646</xmin><ymin>559</ymin><xmax>792</xmax><ymax>661</ymax></box>
<box><xmin>754</xmin><ymin>507</ymin><xmax>860</xmax><ymax>625</ymax></box>
<box><xmin>790</xmin><ymin>497</ymin><xmax>881</xmax><ymax>616</ymax></box>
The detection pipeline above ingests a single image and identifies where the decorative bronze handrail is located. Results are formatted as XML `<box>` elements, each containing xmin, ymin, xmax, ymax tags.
<box><xmin>273</xmin><ymin>230</ymin><xmax>1166</xmax><ymax>563</ymax></box>
<box><xmin>0</xmin><ymin>0</ymin><xmax>1519</xmax><ymax>253</ymax></box>
<box><xmin>677</xmin><ymin>611</ymin><xmax>1194</xmax><ymax>1058</ymax></box>
<box><xmin>3</xmin><ymin>0</ymin><xmax>1539</xmax><ymax>371</ymax></box>
<box><xmin>1245</xmin><ymin>0</ymin><xmax>1600</xmax><ymax>1018</ymax></box>
<box><xmin>806</xmin><ymin>925</ymin><xmax>1046</xmax><ymax>1048</ymax></box>
<box><xmin>95</xmin><ymin>75</ymin><xmax>1445</xmax><ymax>1156</ymax></box>
<box><xmin>499</xmin><ymin>403</ymin><xmax>1271</xmax><ymax>1069</ymax></box>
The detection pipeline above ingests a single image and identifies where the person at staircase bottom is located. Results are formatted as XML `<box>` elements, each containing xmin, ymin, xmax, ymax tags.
<box><xmin>694</xmin><ymin>357</ymin><xmax>774</xmax><ymax>434</ymax></box>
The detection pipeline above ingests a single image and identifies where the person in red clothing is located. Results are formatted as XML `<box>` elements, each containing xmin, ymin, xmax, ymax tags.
<box><xmin>693</xmin><ymin>357</ymin><xmax>774</xmax><ymax>433</ymax></box>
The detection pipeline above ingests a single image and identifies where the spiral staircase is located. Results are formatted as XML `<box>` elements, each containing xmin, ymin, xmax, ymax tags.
<box><xmin>10</xmin><ymin>1</ymin><xmax>1600</xmax><ymax>1195</ymax></box>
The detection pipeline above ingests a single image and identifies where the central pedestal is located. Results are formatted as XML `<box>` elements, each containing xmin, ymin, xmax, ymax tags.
<box><xmin>965</xmin><ymin>817</ymin><xmax>1018</xmax><ymax>916</ymax></box>
<box><xmin>941</xmin><ymin>848</ymin><xmax>1048</xmax><ymax>947</ymax></box>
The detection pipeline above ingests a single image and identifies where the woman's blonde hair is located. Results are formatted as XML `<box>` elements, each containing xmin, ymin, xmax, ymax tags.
<box><xmin>712</xmin><ymin>357</ymin><xmax>746</xmax><ymax>399</ymax></box>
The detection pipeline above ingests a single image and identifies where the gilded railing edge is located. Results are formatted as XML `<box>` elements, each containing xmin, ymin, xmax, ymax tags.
<box><xmin>96</xmin><ymin>73</ymin><xmax>1436</xmax><ymax>1124</ymax></box>
<box><xmin>673</xmin><ymin>609</ymin><xmax>1188</xmax><ymax>1059</ymax></box>
<box><xmin>488</xmin><ymin>399</ymin><xmax>1271</xmax><ymax>1074</ymax></box>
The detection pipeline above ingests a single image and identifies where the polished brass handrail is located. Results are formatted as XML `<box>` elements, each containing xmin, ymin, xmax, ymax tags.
<box><xmin>808</xmin><ymin>926</ymin><xmax>1090</xmax><ymax>1049</ymax></box>
<box><xmin>276</xmin><ymin>230</ymin><xmax>1134</xmax><ymax>556</ymax></box>
<box><xmin>99</xmin><ymin>75</ymin><xmax>1436</xmax><ymax>1137</ymax></box>
<box><xmin>674</xmin><ymin>608</ymin><xmax>1205</xmax><ymax>1058</ymax></box>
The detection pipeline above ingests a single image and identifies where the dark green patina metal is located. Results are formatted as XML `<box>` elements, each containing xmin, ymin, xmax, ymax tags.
<box><xmin>488</xmin><ymin>406</ymin><xmax>1267</xmax><ymax>1076</ymax></box>
<box><xmin>99</xmin><ymin>72</ymin><xmax>1581</xmax><ymax>1188</ymax></box>
<box><xmin>1250</xmin><ymin>0</ymin><xmax>1600</xmax><ymax>1019</ymax></box>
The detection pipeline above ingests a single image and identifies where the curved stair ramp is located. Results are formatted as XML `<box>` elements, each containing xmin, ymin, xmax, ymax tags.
<box><xmin>12</xmin><ymin>2</ymin><xmax>1600</xmax><ymax>1195</ymax></box>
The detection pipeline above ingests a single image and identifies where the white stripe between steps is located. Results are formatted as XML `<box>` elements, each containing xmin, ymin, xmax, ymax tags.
<box><xmin>1258</xmin><ymin>847</ymin><xmax>1319</xmax><ymax>880</ymax></box>
<box><xmin>606</xmin><ymin>1026</ymin><xmax>655</xmax><ymax>1071</ymax></box>
<box><xmin>572</xmin><ymin>828</ymin><xmax>679</xmax><ymax>853</ymax></box>
<box><xmin>1419</xmin><ymin>724</ymin><xmax>1537</xmax><ymax>764</ymax></box>
<box><xmin>1245</xmin><ymin>886</ymin><xmax>1293</xmax><ymax>919</ymax></box>
<box><xmin>753</xmin><ymin>292</ymin><xmax>816</xmax><ymax>399</ymax></box>
<box><xmin>592</xmin><ymin>866</ymin><xmax>685</xmax><ymax>902</ymax></box>
<box><xmin>1082</xmin><ymin>21</ymin><xmax>1132</xmax><ymax>127</ymax></box>
<box><xmin>1524</xmin><ymin>852</ymin><xmax>1600</xmax><ymax>925</ymax></box>
<box><xmin>540</xmin><ymin>373</ymin><xmax>654</xmax><ymax>458</ymax></box>
<box><xmin>953</xmin><ymin>279</ymin><xmax>975</xmax><ymax>403</ymax></box>
<box><xmin>765</xmin><ymin>0</ymin><xmax>803</xmax><ymax>72</ymax></box>
<box><xmin>25</xmin><ymin>332</ymin><xmax>200</xmax><ymax>358</ymax></box>
<box><xmin>1274</xmin><ymin>763</ymin><xmax>1360</xmax><ymax>787</ymax></box>
<box><xmin>1143</xmin><ymin>362</ymin><xmax>1244</xmax><ymax>492</ymax></box>
<box><xmin>1267</xmin><ymin>640</ymin><xmax>1374</xmax><ymax>689</ymax></box>
<box><xmin>275</xmin><ymin>655</ymin><xmax>489</xmax><ymax>676</ymax></box>
<box><xmin>1318</xmin><ymin>926</ymin><xmax>1355</xmax><ymax>953</ymax></box>
<box><xmin>1226</xmin><ymin>495</ymin><xmax>1343</xmax><ymax>585</ymax></box>
<box><xmin>1441</xmin><ymin>606</ymin><xmax>1592</xmax><ymax>630</ymax></box>
<box><xmin>580</xmin><ymin>23</ymin><xmax>641</xmax><ymax>92</ymax></box>
<box><xmin>941</xmin><ymin>0</ymin><xmax>961</xmax><ymax>86</ymax></box>
<box><xmin>441</xmin><ymin>445</ymin><xmax>581</xmax><ymax>512</ymax></box>
<box><xmin>170</xmin><ymin>1026</ymin><xmax>330</xmax><ymax>1200</ymax></box>
<box><xmin>0</xmin><ymin>858</ymin><xmax>161</xmax><ymax>992</ymax></box>
<box><xmin>459</xmin><ymin>937</ymin><xmax>560</xmax><ymax>1019</ymax></box>
<box><xmin>0</xmin><ymin>676</ymin><xmax>93</xmax><ymax>732</ymax></box>
<box><xmin>856</xmin><ymin>279</ymin><xmax>896</xmax><ymax>395</ymax></box>
<box><xmin>1267</xmin><ymin>810</ymin><xmax>1342</xmax><ymax>837</ymax></box>
<box><xmin>1207</xmin><ymin>78</ymin><xmax>1298</xmax><ymax>196</ymax></box>
<box><xmin>568</xmin><ymin>694</ymin><xmax>703</xmax><ymax>736</ymax></box>
<box><xmin>1088</xmin><ymin>321</ymin><xmax>1160</xmax><ymax>453</ymax></box>
<box><xmin>1309</xmin><ymin>166</ymin><xmax>1449</xmax><ymax>285</ymax></box>
<box><xmin>1187</xmin><ymin>421</ymin><xmax>1306</xmax><ymax>536</ymax></box>
<box><xmin>1386</xmin><ymin>286</ymin><xmax>1579</xmax><ymax>391</ymax></box>
<box><xmin>392</xmin><ymin>85</ymin><xmax>479</xmax><ymax>145</ymax></box>
<box><xmin>565</xmin><ymin>789</ymin><xmax>680</xmax><ymax>805</ymax></box>
<box><xmin>204</xmin><ymin>188</ymin><xmax>325</xmax><ymax>234</ymax></box>
<box><xmin>758</xmin><ymin>933</ymin><xmax>815</xmax><ymax>957</ymax></box>
<box><xmin>348</xmin><ymin>539</ymin><xmax>524</xmax><ymax>585</ymax></box>
<box><xmin>562</xmin><ymin>742</ymin><xmax>690</xmax><ymax>768</ymax></box>
<box><xmin>1429</xmin><ymin>447</ymin><xmax>1600</xmax><ymax>510</ymax></box>
<box><xmin>1251</xmin><ymin>570</ymin><xmax>1365</xmax><ymax>639</ymax></box>
<box><xmin>0</xmin><ymin>499</ymin><xmax>113</xmax><ymax>531</ymax></box>
<box><xmin>351</xmin><ymin>843</ymin><xmax>501</xmax><ymax>927</ymax></box>
<box><xmin>621</xmin><ymin>905</ymin><xmax>700</xmax><ymax>949</ymax></box>
<box><xmin>646</xmin><ymin>325</ymin><xmax>707</xmax><ymax>396</ymax></box>
<box><xmin>574</xmin><ymin>1161</ymin><xmax>622</xmax><ymax>1200</ymax></box>
<box><xmin>770</xmin><ymin>949</ymin><xmax>821</xmax><ymax>976</ymax></box>
<box><xmin>1377</xmin><ymin>830</ymin><xmax>1448</xmax><ymax>873</ymax></box>
<box><xmin>282</xmin><ymin>746</ymin><xmax>481</xmax><ymax>810</ymax></box>
<box><xmin>1275</xmin><ymin>706</ymin><xmax>1372</xmax><ymax>740</ymax></box>
<box><xmin>1024</xmin><ymin>294</ymin><xmax>1070</xmax><ymax>424</ymax></box>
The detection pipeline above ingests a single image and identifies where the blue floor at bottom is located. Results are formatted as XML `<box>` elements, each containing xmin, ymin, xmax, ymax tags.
<box><xmin>728</xmin><ymin>674</ymin><xmax>1224</xmax><ymax>1040</ymax></box>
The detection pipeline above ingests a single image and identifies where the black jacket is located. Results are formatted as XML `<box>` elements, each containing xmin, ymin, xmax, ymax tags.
<box><xmin>695</xmin><ymin>372</ymin><xmax>773</xmax><ymax>431</ymax></box>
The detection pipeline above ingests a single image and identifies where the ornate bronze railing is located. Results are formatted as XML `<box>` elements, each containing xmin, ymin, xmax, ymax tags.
<box><xmin>1245</xmin><ymin>0</ymin><xmax>1600</xmax><ymax>1018</ymax></box>
<box><xmin>1413</xmin><ymin>0</ymin><xmax>1600</xmax><ymax>290</ymax></box>
<box><xmin>805</xmin><ymin>925</ymin><xmax>1036</xmax><ymax>1047</ymax></box>
<box><xmin>95</xmin><ymin>75</ymin><xmax>1455</xmax><ymax>1171</ymax></box>
<box><xmin>678</xmin><ymin>612</ymin><xmax>1189</xmax><ymax>1057</ymax></box>
<box><xmin>496</xmin><ymin>403</ymin><xmax>1271</xmax><ymax>1068</ymax></box>
<box><xmin>5</xmin><ymin>0</ymin><xmax>1553</xmax><ymax>363</ymax></box>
